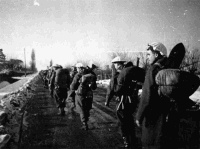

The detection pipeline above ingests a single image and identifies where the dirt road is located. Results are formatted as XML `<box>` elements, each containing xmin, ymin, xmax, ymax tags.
<box><xmin>18</xmin><ymin>78</ymin><xmax>200</xmax><ymax>149</ymax></box>
<box><xmin>19</xmin><ymin>81</ymin><xmax>132</xmax><ymax>149</ymax></box>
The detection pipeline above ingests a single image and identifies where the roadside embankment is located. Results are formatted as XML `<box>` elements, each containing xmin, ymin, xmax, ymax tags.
<box><xmin>0</xmin><ymin>73</ymin><xmax>41</xmax><ymax>149</ymax></box>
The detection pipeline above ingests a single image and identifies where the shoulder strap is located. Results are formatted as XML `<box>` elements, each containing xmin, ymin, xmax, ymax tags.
<box><xmin>154</xmin><ymin>62</ymin><xmax>164</xmax><ymax>69</ymax></box>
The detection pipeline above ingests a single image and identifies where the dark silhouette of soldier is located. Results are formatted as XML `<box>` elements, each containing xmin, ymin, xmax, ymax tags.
<box><xmin>50</xmin><ymin>66</ymin><xmax>70</xmax><ymax>115</ymax></box>
<box><xmin>108</xmin><ymin>56</ymin><xmax>145</xmax><ymax>148</ymax></box>
<box><xmin>136</xmin><ymin>42</ymin><xmax>170</xmax><ymax>149</ymax></box>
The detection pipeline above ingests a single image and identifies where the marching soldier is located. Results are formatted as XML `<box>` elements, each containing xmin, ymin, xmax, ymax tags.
<box><xmin>49</xmin><ymin>65</ymin><xmax>70</xmax><ymax>116</ymax></box>
<box><xmin>39</xmin><ymin>69</ymin><xmax>48</xmax><ymax>88</ymax></box>
<box><xmin>69</xmin><ymin>63</ymin><xmax>97</xmax><ymax>130</ymax></box>
<box><xmin>66</xmin><ymin>66</ymin><xmax>78</xmax><ymax>108</ymax></box>
<box><xmin>49</xmin><ymin>65</ymin><xmax>62</xmax><ymax>98</ymax></box>
<box><xmin>108</xmin><ymin>56</ymin><xmax>145</xmax><ymax>148</ymax></box>
<box><xmin>70</xmin><ymin>66</ymin><xmax>77</xmax><ymax>83</ymax></box>
<box><xmin>105</xmin><ymin>63</ymin><xmax>119</xmax><ymax>107</ymax></box>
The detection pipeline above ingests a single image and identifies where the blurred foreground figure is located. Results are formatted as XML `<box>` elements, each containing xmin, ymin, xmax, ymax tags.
<box><xmin>135</xmin><ymin>42</ymin><xmax>197</xmax><ymax>149</ymax></box>
<box><xmin>136</xmin><ymin>42</ymin><xmax>169</xmax><ymax>149</ymax></box>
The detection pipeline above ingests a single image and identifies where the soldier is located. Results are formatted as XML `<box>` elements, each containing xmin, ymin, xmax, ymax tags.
<box><xmin>38</xmin><ymin>69</ymin><xmax>48</xmax><ymax>88</ymax></box>
<box><xmin>105</xmin><ymin>63</ymin><xmax>119</xmax><ymax>107</ymax></box>
<box><xmin>69</xmin><ymin>63</ymin><xmax>97</xmax><ymax>130</ymax></box>
<box><xmin>70</xmin><ymin>66</ymin><xmax>77</xmax><ymax>83</ymax></box>
<box><xmin>86</xmin><ymin>63</ymin><xmax>98</xmax><ymax>77</ymax></box>
<box><xmin>43</xmin><ymin>69</ymin><xmax>49</xmax><ymax>88</ymax></box>
<box><xmin>108</xmin><ymin>56</ymin><xmax>145</xmax><ymax>148</ymax></box>
<box><xmin>66</xmin><ymin>66</ymin><xmax>78</xmax><ymax>108</ymax></box>
<box><xmin>49</xmin><ymin>65</ymin><xmax>70</xmax><ymax>116</ymax></box>
<box><xmin>135</xmin><ymin>42</ymin><xmax>170</xmax><ymax>149</ymax></box>
<box><xmin>49</xmin><ymin>65</ymin><xmax>62</xmax><ymax>98</ymax></box>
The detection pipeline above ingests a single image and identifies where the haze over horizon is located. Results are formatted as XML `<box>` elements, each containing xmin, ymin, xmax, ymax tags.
<box><xmin>1</xmin><ymin>0</ymin><xmax>200</xmax><ymax>70</ymax></box>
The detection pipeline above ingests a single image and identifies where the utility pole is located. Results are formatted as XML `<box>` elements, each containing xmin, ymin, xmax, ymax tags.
<box><xmin>136</xmin><ymin>57</ymin><xmax>140</xmax><ymax>67</ymax></box>
<box><xmin>24</xmin><ymin>48</ymin><xmax>26</xmax><ymax>77</ymax></box>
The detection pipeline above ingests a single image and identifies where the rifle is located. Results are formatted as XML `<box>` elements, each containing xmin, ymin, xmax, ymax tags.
<box><xmin>133</xmin><ymin>57</ymin><xmax>140</xmax><ymax>97</ymax></box>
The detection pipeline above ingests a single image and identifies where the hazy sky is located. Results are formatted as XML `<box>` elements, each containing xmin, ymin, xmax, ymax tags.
<box><xmin>0</xmin><ymin>0</ymin><xmax>200</xmax><ymax>70</ymax></box>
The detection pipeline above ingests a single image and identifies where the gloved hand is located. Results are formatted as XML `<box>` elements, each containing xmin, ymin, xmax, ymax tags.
<box><xmin>66</xmin><ymin>97</ymin><xmax>73</xmax><ymax>102</ymax></box>
<box><xmin>135</xmin><ymin>120</ymin><xmax>141</xmax><ymax>127</ymax></box>
<box><xmin>115</xmin><ymin>97</ymin><xmax>120</xmax><ymax>102</ymax></box>
<box><xmin>105</xmin><ymin>102</ymin><xmax>109</xmax><ymax>107</ymax></box>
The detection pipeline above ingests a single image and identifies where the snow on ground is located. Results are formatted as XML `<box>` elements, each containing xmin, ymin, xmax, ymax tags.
<box><xmin>96</xmin><ymin>79</ymin><xmax>110</xmax><ymax>85</ymax></box>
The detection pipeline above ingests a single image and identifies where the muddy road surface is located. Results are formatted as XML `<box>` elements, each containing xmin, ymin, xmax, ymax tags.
<box><xmin>19</xmin><ymin>81</ymin><xmax>140</xmax><ymax>149</ymax></box>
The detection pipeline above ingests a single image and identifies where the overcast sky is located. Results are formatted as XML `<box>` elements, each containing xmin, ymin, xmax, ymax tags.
<box><xmin>0</xmin><ymin>0</ymin><xmax>200</xmax><ymax>70</ymax></box>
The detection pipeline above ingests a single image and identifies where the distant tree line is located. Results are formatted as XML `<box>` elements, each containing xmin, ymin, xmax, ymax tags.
<box><xmin>0</xmin><ymin>48</ymin><xmax>38</xmax><ymax>73</ymax></box>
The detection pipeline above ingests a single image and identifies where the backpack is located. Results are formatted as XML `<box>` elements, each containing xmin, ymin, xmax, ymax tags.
<box><xmin>156</xmin><ymin>69</ymin><xmax>200</xmax><ymax>99</ymax></box>
<box><xmin>54</xmin><ymin>68</ymin><xmax>70</xmax><ymax>88</ymax></box>
<box><xmin>76</xmin><ymin>73</ymin><xmax>97</xmax><ymax>96</ymax></box>
<box><xmin>115</xmin><ymin>64</ymin><xmax>145</xmax><ymax>96</ymax></box>
<box><xmin>155</xmin><ymin>43</ymin><xmax>200</xmax><ymax>99</ymax></box>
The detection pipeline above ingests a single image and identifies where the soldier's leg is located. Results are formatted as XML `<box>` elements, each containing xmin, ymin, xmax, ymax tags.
<box><xmin>127</xmin><ymin>113</ymin><xmax>138</xmax><ymax>148</ymax></box>
<box><xmin>125</xmin><ymin>103</ymin><xmax>138</xmax><ymax>148</ymax></box>
<box><xmin>69</xmin><ymin>94</ymin><xmax>76</xmax><ymax>112</ymax></box>
<box><xmin>76</xmin><ymin>96</ymin><xmax>88</xmax><ymax>130</ymax></box>
<box><xmin>50</xmin><ymin>87</ymin><xmax>54</xmax><ymax>98</ymax></box>
<box><xmin>85</xmin><ymin>97</ymin><xmax>93</xmax><ymax>122</ymax></box>
<box><xmin>44</xmin><ymin>79</ymin><xmax>48</xmax><ymax>88</ymax></box>
<box><xmin>116</xmin><ymin>108</ymin><xmax>130</xmax><ymax>148</ymax></box>
<box><xmin>60</xmin><ymin>88</ymin><xmax>68</xmax><ymax>115</ymax></box>
<box><xmin>54</xmin><ymin>89</ymin><xmax>65</xmax><ymax>115</ymax></box>
<box><xmin>66</xmin><ymin>91</ymin><xmax>76</xmax><ymax>112</ymax></box>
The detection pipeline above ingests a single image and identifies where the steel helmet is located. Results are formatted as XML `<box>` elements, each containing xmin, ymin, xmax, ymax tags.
<box><xmin>75</xmin><ymin>63</ymin><xmax>84</xmax><ymax>68</ymax></box>
<box><xmin>111</xmin><ymin>56</ymin><xmax>126</xmax><ymax>63</ymax></box>
<box><xmin>148</xmin><ymin>42</ymin><xmax>167</xmax><ymax>56</ymax></box>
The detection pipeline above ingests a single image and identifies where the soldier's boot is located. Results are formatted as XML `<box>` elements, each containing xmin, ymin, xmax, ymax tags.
<box><xmin>57</xmin><ymin>108</ymin><xmax>61</xmax><ymax>115</ymax></box>
<box><xmin>58</xmin><ymin>107</ymin><xmax>65</xmax><ymax>116</ymax></box>
<box><xmin>81</xmin><ymin>122</ymin><xmax>88</xmax><ymax>131</ymax></box>
<box><xmin>71</xmin><ymin>102</ymin><xmax>76</xmax><ymax>110</ymax></box>
<box><xmin>122</xmin><ymin>137</ymin><xmax>129</xmax><ymax>148</ymax></box>
<box><xmin>61</xmin><ymin>107</ymin><xmax>65</xmax><ymax>116</ymax></box>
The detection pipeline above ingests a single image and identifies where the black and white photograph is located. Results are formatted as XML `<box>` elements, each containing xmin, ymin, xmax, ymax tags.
<box><xmin>0</xmin><ymin>0</ymin><xmax>200</xmax><ymax>148</ymax></box>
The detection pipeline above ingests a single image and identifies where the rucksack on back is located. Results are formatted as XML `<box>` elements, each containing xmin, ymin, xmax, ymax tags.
<box><xmin>156</xmin><ymin>69</ymin><xmax>200</xmax><ymax>99</ymax></box>
<box><xmin>155</xmin><ymin>43</ymin><xmax>200</xmax><ymax>99</ymax></box>
<box><xmin>76</xmin><ymin>73</ymin><xmax>97</xmax><ymax>96</ymax></box>
<box><xmin>55</xmin><ymin>68</ymin><xmax>70</xmax><ymax>87</ymax></box>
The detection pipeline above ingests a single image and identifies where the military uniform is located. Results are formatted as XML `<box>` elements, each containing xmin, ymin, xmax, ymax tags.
<box><xmin>69</xmin><ymin>67</ymin><xmax>97</xmax><ymax>130</ymax></box>
<box><xmin>105</xmin><ymin>64</ymin><xmax>119</xmax><ymax>106</ymax></box>
<box><xmin>67</xmin><ymin>67</ymin><xmax>78</xmax><ymax>104</ymax></box>
<box><xmin>50</xmin><ymin>68</ymin><xmax>70</xmax><ymax>115</ymax></box>
<box><xmin>115</xmin><ymin>63</ymin><xmax>145</xmax><ymax>148</ymax></box>
<box><xmin>136</xmin><ymin>42</ymin><xmax>171</xmax><ymax>149</ymax></box>
<box><xmin>39</xmin><ymin>70</ymin><xmax>48</xmax><ymax>88</ymax></box>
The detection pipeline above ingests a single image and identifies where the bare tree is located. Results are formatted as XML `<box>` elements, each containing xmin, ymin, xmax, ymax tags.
<box><xmin>108</xmin><ymin>50</ymin><xmax>137</xmax><ymax>64</ymax></box>
<box><xmin>180</xmin><ymin>48</ymin><xmax>200</xmax><ymax>74</ymax></box>
<box><xmin>30</xmin><ymin>49</ymin><xmax>37</xmax><ymax>72</ymax></box>
<box><xmin>136</xmin><ymin>52</ymin><xmax>149</xmax><ymax>71</ymax></box>
<box><xmin>50</xmin><ymin>59</ymin><xmax>53</xmax><ymax>67</ymax></box>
